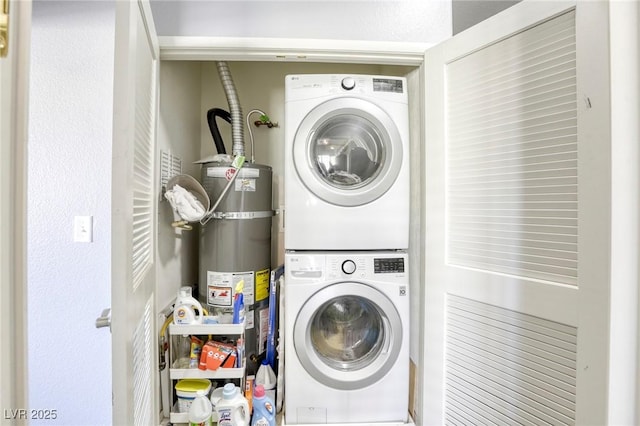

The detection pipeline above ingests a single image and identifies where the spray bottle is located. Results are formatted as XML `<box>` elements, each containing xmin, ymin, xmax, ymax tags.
<box><xmin>232</xmin><ymin>280</ymin><xmax>245</xmax><ymax>325</ymax></box>
<box><xmin>174</xmin><ymin>286</ymin><xmax>204</xmax><ymax>325</ymax></box>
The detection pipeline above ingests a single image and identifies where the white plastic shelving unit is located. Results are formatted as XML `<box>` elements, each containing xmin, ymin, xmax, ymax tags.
<box><xmin>167</xmin><ymin>322</ymin><xmax>245</xmax><ymax>424</ymax></box>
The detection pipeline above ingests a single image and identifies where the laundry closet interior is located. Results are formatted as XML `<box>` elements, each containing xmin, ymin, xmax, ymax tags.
<box><xmin>157</xmin><ymin>57</ymin><xmax>422</xmax><ymax>424</ymax></box>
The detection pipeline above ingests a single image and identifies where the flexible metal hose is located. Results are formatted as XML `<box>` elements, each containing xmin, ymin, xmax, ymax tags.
<box><xmin>216</xmin><ymin>61</ymin><xmax>245</xmax><ymax>157</ymax></box>
<box><xmin>246</xmin><ymin>109</ymin><xmax>267</xmax><ymax>163</ymax></box>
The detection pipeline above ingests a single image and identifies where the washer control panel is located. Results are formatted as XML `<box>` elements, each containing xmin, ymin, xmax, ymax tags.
<box><xmin>288</xmin><ymin>253</ymin><xmax>408</xmax><ymax>281</ymax></box>
<box><xmin>319</xmin><ymin>253</ymin><xmax>407</xmax><ymax>280</ymax></box>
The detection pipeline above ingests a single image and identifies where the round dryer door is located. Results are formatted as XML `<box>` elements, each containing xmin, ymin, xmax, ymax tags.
<box><xmin>293</xmin><ymin>282</ymin><xmax>403</xmax><ymax>390</ymax></box>
<box><xmin>293</xmin><ymin>97</ymin><xmax>403</xmax><ymax>207</ymax></box>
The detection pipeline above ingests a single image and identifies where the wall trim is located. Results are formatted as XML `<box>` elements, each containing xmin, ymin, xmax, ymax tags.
<box><xmin>158</xmin><ymin>36</ymin><xmax>429</xmax><ymax>66</ymax></box>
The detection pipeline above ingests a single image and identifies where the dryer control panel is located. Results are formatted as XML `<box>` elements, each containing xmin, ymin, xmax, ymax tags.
<box><xmin>286</xmin><ymin>74</ymin><xmax>407</xmax><ymax>103</ymax></box>
<box><xmin>373</xmin><ymin>257</ymin><xmax>405</xmax><ymax>274</ymax></box>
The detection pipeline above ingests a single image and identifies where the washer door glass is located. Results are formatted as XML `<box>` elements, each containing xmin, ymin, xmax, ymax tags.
<box><xmin>293</xmin><ymin>98</ymin><xmax>403</xmax><ymax>207</ymax></box>
<box><xmin>311</xmin><ymin>295</ymin><xmax>384</xmax><ymax>371</ymax></box>
<box><xmin>312</xmin><ymin>115</ymin><xmax>385</xmax><ymax>190</ymax></box>
<box><xmin>293</xmin><ymin>282</ymin><xmax>402</xmax><ymax>390</ymax></box>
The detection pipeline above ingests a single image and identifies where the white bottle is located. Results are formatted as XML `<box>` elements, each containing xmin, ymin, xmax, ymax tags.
<box><xmin>215</xmin><ymin>383</ymin><xmax>250</xmax><ymax>426</ymax></box>
<box><xmin>174</xmin><ymin>286</ymin><xmax>204</xmax><ymax>325</ymax></box>
<box><xmin>188</xmin><ymin>390</ymin><xmax>213</xmax><ymax>426</ymax></box>
<box><xmin>255</xmin><ymin>360</ymin><xmax>277</xmax><ymax>403</ymax></box>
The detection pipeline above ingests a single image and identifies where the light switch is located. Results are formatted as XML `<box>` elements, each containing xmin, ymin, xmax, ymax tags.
<box><xmin>73</xmin><ymin>216</ymin><xmax>93</xmax><ymax>243</ymax></box>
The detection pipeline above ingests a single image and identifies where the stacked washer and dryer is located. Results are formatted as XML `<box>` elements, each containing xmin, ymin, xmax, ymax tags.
<box><xmin>284</xmin><ymin>74</ymin><xmax>411</xmax><ymax>425</ymax></box>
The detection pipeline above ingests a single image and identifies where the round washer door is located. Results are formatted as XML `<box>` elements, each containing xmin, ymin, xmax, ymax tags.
<box><xmin>293</xmin><ymin>97</ymin><xmax>403</xmax><ymax>207</ymax></box>
<box><xmin>293</xmin><ymin>282</ymin><xmax>403</xmax><ymax>390</ymax></box>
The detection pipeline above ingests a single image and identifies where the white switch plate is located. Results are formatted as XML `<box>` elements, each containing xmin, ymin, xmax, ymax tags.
<box><xmin>73</xmin><ymin>216</ymin><xmax>93</xmax><ymax>243</ymax></box>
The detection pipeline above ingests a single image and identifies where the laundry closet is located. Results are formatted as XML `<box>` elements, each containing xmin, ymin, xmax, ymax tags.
<box><xmin>101</xmin><ymin>1</ymin><xmax>639</xmax><ymax>425</ymax></box>
<box><xmin>156</xmin><ymin>59</ymin><xmax>422</xmax><ymax>423</ymax></box>
<box><xmin>21</xmin><ymin>0</ymin><xmax>640</xmax><ymax>424</ymax></box>
<box><xmin>145</xmin><ymin>2</ymin><xmax>637</xmax><ymax>424</ymax></box>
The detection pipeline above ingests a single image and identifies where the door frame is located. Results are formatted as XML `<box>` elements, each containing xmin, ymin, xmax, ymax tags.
<box><xmin>158</xmin><ymin>35</ymin><xmax>430</xmax><ymax>421</ymax></box>
<box><xmin>1</xmin><ymin>0</ymin><xmax>31</xmax><ymax>418</ymax></box>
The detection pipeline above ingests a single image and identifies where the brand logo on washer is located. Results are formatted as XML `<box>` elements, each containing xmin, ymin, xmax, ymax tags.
<box><xmin>399</xmin><ymin>286</ymin><xmax>407</xmax><ymax>296</ymax></box>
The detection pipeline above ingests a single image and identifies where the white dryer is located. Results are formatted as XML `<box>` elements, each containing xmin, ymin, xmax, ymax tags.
<box><xmin>284</xmin><ymin>74</ymin><xmax>410</xmax><ymax>250</ymax></box>
<box><xmin>284</xmin><ymin>251</ymin><xmax>410</xmax><ymax>424</ymax></box>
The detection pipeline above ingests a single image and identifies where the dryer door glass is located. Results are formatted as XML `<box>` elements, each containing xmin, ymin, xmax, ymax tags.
<box><xmin>311</xmin><ymin>115</ymin><xmax>385</xmax><ymax>189</ymax></box>
<box><xmin>310</xmin><ymin>295</ymin><xmax>384</xmax><ymax>371</ymax></box>
<box><xmin>292</xmin><ymin>97</ymin><xmax>404</xmax><ymax>207</ymax></box>
<box><xmin>293</xmin><ymin>281</ymin><xmax>403</xmax><ymax>390</ymax></box>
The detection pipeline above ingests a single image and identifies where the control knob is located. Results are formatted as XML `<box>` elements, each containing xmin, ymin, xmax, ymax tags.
<box><xmin>341</xmin><ymin>259</ymin><xmax>357</xmax><ymax>275</ymax></box>
<box><xmin>341</xmin><ymin>77</ymin><xmax>356</xmax><ymax>90</ymax></box>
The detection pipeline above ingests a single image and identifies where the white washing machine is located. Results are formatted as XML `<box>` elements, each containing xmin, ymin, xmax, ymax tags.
<box><xmin>284</xmin><ymin>251</ymin><xmax>410</xmax><ymax>424</ymax></box>
<box><xmin>284</xmin><ymin>74</ymin><xmax>410</xmax><ymax>250</ymax></box>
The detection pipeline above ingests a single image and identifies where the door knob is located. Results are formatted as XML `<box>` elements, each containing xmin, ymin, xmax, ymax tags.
<box><xmin>95</xmin><ymin>308</ymin><xmax>111</xmax><ymax>331</ymax></box>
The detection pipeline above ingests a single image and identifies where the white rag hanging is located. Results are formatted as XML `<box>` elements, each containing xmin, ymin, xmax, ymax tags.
<box><xmin>164</xmin><ymin>184</ymin><xmax>206</xmax><ymax>222</ymax></box>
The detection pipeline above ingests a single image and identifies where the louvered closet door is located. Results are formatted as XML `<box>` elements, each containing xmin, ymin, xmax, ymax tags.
<box><xmin>111</xmin><ymin>1</ymin><xmax>160</xmax><ymax>424</ymax></box>
<box><xmin>423</xmin><ymin>1</ymin><xmax>611</xmax><ymax>425</ymax></box>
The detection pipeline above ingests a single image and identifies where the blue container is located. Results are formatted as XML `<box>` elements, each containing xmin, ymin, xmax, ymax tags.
<box><xmin>251</xmin><ymin>384</ymin><xmax>275</xmax><ymax>426</ymax></box>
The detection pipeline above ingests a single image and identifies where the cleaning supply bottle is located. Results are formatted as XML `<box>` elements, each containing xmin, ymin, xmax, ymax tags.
<box><xmin>255</xmin><ymin>359</ymin><xmax>277</xmax><ymax>403</ymax></box>
<box><xmin>188</xmin><ymin>389</ymin><xmax>213</xmax><ymax>426</ymax></box>
<box><xmin>232</xmin><ymin>280</ymin><xmax>245</xmax><ymax>324</ymax></box>
<box><xmin>174</xmin><ymin>286</ymin><xmax>204</xmax><ymax>325</ymax></box>
<box><xmin>215</xmin><ymin>382</ymin><xmax>250</xmax><ymax>426</ymax></box>
<box><xmin>251</xmin><ymin>384</ymin><xmax>275</xmax><ymax>426</ymax></box>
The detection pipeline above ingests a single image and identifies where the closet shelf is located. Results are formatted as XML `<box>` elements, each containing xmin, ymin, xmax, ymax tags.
<box><xmin>169</xmin><ymin>366</ymin><xmax>245</xmax><ymax>380</ymax></box>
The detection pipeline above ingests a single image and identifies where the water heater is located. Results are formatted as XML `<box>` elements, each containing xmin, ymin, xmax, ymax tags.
<box><xmin>198</xmin><ymin>159</ymin><xmax>273</xmax><ymax>375</ymax></box>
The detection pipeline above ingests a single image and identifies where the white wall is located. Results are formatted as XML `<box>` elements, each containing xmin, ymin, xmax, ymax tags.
<box><xmin>28</xmin><ymin>1</ymin><xmax>114</xmax><ymax>424</ymax></box>
<box><xmin>156</xmin><ymin>61</ymin><xmax>203</xmax><ymax>313</ymax></box>
<box><xmin>452</xmin><ymin>0</ymin><xmax>520</xmax><ymax>34</ymax></box>
<box><xmin>150</xmin><ymin>0</ymin><xmax>452</xmax><ymax>44</ymax></box>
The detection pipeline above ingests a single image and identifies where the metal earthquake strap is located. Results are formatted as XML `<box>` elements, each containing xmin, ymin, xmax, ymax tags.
<box><xmin>209</xmin><ymin>210</ymin><xmax>275</xmax><ymax>220</ymax></box>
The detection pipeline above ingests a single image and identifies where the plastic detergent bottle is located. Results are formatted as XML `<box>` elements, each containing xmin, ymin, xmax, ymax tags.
<box><xmin>215</xmin><ymin>383</ymin><xmax>250</xmax><ymax>426</ymax></box>
<box><xmin>255</xmin><ymin>359</ymin><xmax>277</xmax><ymax>403</ymax></box>
<box><xmin>174</xmin><ymin>286</ymin><xmax>204</xmax><ymax>325</ymax></box>
<box><xmin>251</xmin><ymin>385</ymin><xmax>275</xmax><ymax>426</ymax></box>
<box><xmin>188</xmin><ymin>390</ymin><xmax>213</xmax><ymax>426</ymax></box>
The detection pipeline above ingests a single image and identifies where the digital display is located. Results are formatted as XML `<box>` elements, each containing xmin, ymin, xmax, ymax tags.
<box><xmin>373</xmin><ymin>78</ymin><xmax>403</xmax><ymax>93</ymax></box>
<box><xmin>374</xmin><ymin>258</ymin><xmax>405</xmax><ymax>273</ymax></box>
